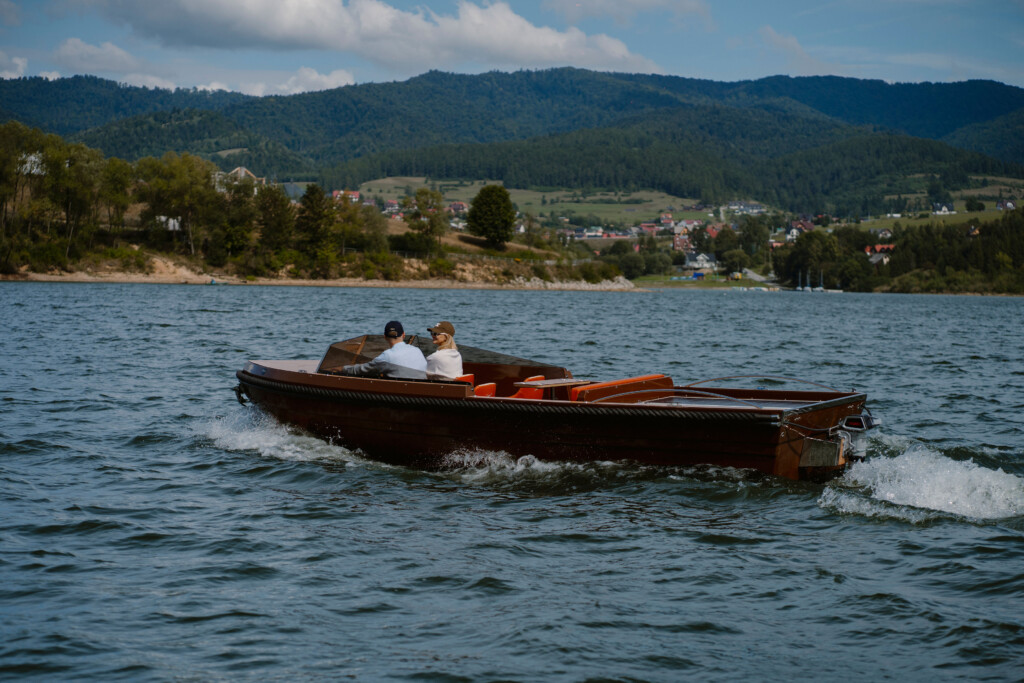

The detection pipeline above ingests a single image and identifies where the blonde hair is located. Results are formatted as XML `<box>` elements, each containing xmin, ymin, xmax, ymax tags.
<box><xmin>436</xmin><ymin>333</ymin><xmax>457</xmax><ymax>351</ymax></box>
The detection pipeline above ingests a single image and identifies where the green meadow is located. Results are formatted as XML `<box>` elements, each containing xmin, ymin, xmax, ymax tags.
<box><xmin>358</xmin><ymin>176</ymin><xmax>1016</xmax><ymax>228</ymax></box>
<box><xmin>358</xmin><ymin>177</ymin><xmax>710</xmax><ymax>225</ymax></box>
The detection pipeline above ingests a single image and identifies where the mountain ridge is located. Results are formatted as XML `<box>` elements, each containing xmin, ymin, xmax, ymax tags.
<box><xmin>2</xmin><ymin>69</ymin><xmax>1022</xmax><ymax>214</ymax></box>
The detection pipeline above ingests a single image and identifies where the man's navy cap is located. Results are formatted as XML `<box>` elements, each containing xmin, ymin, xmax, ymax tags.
<box><xmin>384</xmin><ymin>320</ymin><xmax>403</xmax><ymax>338</ymax></box>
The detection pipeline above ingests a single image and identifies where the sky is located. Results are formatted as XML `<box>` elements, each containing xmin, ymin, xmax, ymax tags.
<box><xmin>1</xmin><ymin>0</ymin><xmax>1022</xmax><ymax>96</ymax></box>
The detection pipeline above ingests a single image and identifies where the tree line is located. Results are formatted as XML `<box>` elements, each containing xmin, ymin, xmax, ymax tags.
<box><xmin>0</xmin><ymin>121</ymin><xmax>604</xmax><ymax>283</ymax></box>
<box><xmin>2</xmin><ymin>119</ymin><xmax>1022</xmax><ymax>293</ymax></box>
<box><xmin>770</xmin><ymin>213</ymin><xmax>1024</xmax><ymax>293</ymax></box>
<box><xmin>1</xmin><ymin>120</ymin><xmax>408</xmax><ymax>279</ymax></box>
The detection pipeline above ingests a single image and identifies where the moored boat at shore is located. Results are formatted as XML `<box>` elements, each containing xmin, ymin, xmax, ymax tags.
<box><xmin>235</xmin><ymin>335</ymin><xmax>879</xmax><ymax>480</ymax></box>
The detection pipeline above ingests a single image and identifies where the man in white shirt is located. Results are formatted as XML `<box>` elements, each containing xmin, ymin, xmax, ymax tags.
<box><xmin>342</xmin><ymin>321</ymin><xmax>427</xmax><ymax>379</ymax></box>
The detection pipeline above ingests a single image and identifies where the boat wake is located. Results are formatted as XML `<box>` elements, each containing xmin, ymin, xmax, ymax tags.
<box><xmin>204</xmin><ymin>409</ymin><xmax>372</xmax><ymax>467</ymax></box>
<box><xmin>820</xmin><ymin>435</ymin><xmax>1024</xmax><ymax>522</ymax></box>
<box><xmin>436</xmin><ymin>449</ymin><xmax>765</xmax><ymax>491</ymax></box>
<box><xmin>438</xmin><ymin>449</ymin><xmax>640</xmax><ymax>489</ymax></box>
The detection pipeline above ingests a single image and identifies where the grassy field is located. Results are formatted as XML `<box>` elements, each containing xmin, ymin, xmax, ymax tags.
<box><xmin>358</xmin><ymin>177</ymin><xmax>705</xmax><ymax>225</ymax></box>
<box><xmin>857</xmin><ymin>207</ymin><xmax>1005</xmax><ymax>231</ymax></box>
<box><xmin>358</xmin><ymin>176</ymin><xmax>1018</xmax><ymax>229</ymax></box>
<box><xmin>631</xmin><ymin>275</ymin><xmax>770</xmax><ymax>289</ymax></box>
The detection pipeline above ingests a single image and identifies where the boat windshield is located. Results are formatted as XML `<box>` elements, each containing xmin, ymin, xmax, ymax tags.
<box><xmin>317</xmin><ymin>335</ymin><xmax>561</xmax><ymax>373</ymax></box>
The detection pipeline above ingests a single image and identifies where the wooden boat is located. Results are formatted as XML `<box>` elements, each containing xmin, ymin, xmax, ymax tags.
<box><xmin>235</xmin><ymin>335</ymin><xmax>879</xmax><ymax>480</ymax></box>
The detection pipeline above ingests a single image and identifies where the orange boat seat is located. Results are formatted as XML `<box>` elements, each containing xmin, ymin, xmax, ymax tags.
<box><xmin>571</xmin><ymin>374</ymin><xmax>673</xmax><ymax>403</ymax></box>
<box><xmin>473</xmin><ymin>383</ymin><xmax>497</xmax><ymax>397</ymax></box>
<box><xmin>455</xmin><ymin>374</ymin><xmax>475</xmax><ymax>385</ymax></box>
<box><xmin>508</xmin><ymin>375</ymin><xmax>545</xmax><ymax>399</ymax></box>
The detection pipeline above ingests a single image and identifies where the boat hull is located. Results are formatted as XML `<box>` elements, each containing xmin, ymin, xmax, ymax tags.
<box><xmin>236</xmin><ymin>362</ymin><xmax>868</xmax><ymax>480</ymax></box>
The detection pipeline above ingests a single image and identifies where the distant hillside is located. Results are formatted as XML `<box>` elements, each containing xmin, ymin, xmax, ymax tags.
<box><xmin>3</xmin><ymin>68</ymin><xmax>1023</xmax><ymax>213</ymax></box>
<box><xmin>69</xmin><ymin>109</ymin><xmax>314</xmax><ymax>177</ymax></box>
<box><xmin>943</xmin><ymin>108</ymin><xmax>1024</xmax><ymax>166</ymax></box>
<box><xmin>0</xmin><ymin>75</ymin><xmax>251</xmax><ymax>136</ymax></box>
<box><xmin>4</xmin><ymin>69</ymin><xmax>1023</xmax><ymax>165</ymax></box>
<box><xmin>221</xmin><ymin>69</ymin><xmax>692</xmax><ymax>164</ymax></box>
<box><xmin>321</xmin><ymin>103</ymin><xmax>859</xmax><ymax>196</ymax></box>
<box><xmin>708</xmin><ymin>75</ymin><xmax>1024</xmax><ymax>139</ymax></box>
<box><xmin>322</xmin><ymin>105</ymin><xmax>1022</xmax><ymax>214</ymax></box>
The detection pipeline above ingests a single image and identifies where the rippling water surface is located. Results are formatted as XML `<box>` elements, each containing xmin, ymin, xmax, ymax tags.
<box><xmin>2</xmin><ymin>282</ymin><xmax>1023</xmax><ymax>681</ymax></box>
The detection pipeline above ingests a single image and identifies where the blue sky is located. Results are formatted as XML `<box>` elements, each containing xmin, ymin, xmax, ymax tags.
<box><xmin>1</xmin><ymin>0</ymin><xmax>1022</xmax><ymax>95</ymax></box>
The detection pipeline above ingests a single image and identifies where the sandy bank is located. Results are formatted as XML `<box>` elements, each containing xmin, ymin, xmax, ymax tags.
<box><xmin>2</xmin><ymin>259</ymin><xmax>639</xmax><ymax>292</ymax></box>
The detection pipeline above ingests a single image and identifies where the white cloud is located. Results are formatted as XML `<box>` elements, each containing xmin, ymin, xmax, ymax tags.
<box><xmin>758</xmin><ymin>25</ymin><xmax>839</xmax><ymax>76</ymax></box>
<box><xmin>40</xmin><ymin>71</ymin><xmax>62</xmax><ymax>80</ymax></box>
<box><xmin>80</xmin><ymin>0</ymin><xmax>659</xmax><ymax>73</ymax></box>
<box><xmin>543</xmin><ymin>0</ymin><xmax>710</xmax><ymax>25</ymax></box>
<box><xmin>0</xmin><ymin>0</ymin><xmax>18</xmax><ymax>26</ymax></box>
<box><xmin>119</xmin><ymin>72</ymin><xmax>177</xmax><ymax>89</ymax></box>
<box><xmin>231</xmin><ymin>67</ymin><xmax>356</xmax><ymax>96</ymax></box>
<box><xmin>277</xmin><ymin>67</ymin><xmax>354</xmax><ymax>94</ymax></box>
<box><xmin>0</xmin><ymin>49</ymin><xmax>27</xmax><ymax>78</ymax></box>
<box><xmin>53</xmin><ymin>37</ymin><xmax>140</xmax><ymax>73</ymax></box>
<box><xmin>198</xmin><ymin>81</ymin><xmax>231</xmax><ymax>92</ymax></box>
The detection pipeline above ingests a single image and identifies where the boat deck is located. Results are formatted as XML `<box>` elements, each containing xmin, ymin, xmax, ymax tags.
<box><xmin>245</xmin><ymin>360</ymin><xmax>834</xmax><ymax>411</ymax></box>
<box><xmin>650</xmin><ymin>396</ymin><xmax>819</xmax><ymax>409</ymax></box>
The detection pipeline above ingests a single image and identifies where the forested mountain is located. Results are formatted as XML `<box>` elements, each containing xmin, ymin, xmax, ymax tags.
<box><xmin>322</xmin><ymin>103</ymin><xmax>861</xmax><ymax>199</ymax></box>
<box><xmin>69</xmin><ymin>109</ymin><xmax>314</xmax><ymax>177</ymax></box>
<box><xmin>3</xmin><ymin>68</ymin><xmax>1023</xmax><ymax>213</ymax></box>
<box><xmin>0</xmin><ymin>75</ymin><xmax>250</xmax><ymax>136</ymax></box>
<box><xmin>942</xmin><ymin>108</ymin><xmax>1024</xmax><ymax>167</ymax></box>
<box><xmin>700</xmin><ymin>75</ymin><xmax>1024</xmax><ymax>140</ymax></box>
<box><xmin>322</xmin><ymin>104</ymin><xmax>1021</xmax><ymax>215</ymax></box>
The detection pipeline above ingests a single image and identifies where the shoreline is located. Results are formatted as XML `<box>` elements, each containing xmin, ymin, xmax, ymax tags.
<box><xmin>0</xmin><ymin>269</ymin><xmax>642</xmax><ymax>292</ymax></box>
<box><xmin>5</xmin><ymin>269</ymin><xmax>1017</xmax><ymax>296</ymax></box>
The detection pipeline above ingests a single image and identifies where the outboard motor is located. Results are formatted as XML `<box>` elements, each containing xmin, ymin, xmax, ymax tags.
<box><xmin>837</xmin><ymin>413</ymin><xmax>881</xmax><ymax>460</ymax></box>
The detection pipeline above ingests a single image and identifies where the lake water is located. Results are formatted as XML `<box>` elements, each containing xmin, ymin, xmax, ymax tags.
<box><xmin>2</xmin><ymin>282</ymin><xmax>1023</xmax><ymax>681</ymax></box>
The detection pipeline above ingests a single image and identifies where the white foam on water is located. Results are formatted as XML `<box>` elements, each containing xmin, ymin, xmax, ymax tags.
<box><xmin>820</xmin><ymin>441</ymin><xmax>1024</xmax><ymax>522</ymax></box>
<box><xmin>203</xmin><ymin>410</ymin><xmax>369</xmax><ymax>466</ymax></box>
<box><xmin>439</xmin><ymin>449</ymin><xmax>627</xmax><ymax>485</ymax></box>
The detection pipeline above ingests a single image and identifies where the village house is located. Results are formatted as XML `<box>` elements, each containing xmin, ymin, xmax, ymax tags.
<box><xmin>727</xmin><ymin>200</ymin><xmax>765</xmax><ymax>216</ymax></box>
<box><xmin>331</xmin><ymin>190</ymin><xmax>360</xmax><ymax>202</ymax></box>
<box><xmin>997</xmin><ymin>200</ymin><xmax>1017</xmax><ymax>211</ymax></box>
<box><xmin>673</xmin><ymin>219</ymin><xmax>703</xmax><ymax>235</ymax></box>
<box><xmin>281</xmin><ymin>182</ymin><xmax>305</xmax><ymax>201</ymax></box>
<box><xmin>684</xmin><ymin>252</ymin><xmax>718</xmax><ymax>272</ymax></box>
<box><xmin>227</xmin><ymin>166</ymin><xmax>265</xmax><ymax>185</ymax></box>
<box><xmin>864</xmin><ymin>244</ymin><xmax>895</xmax><ymax>268</ymax></box>
<box><xmin>785</xmin><ymin>219</ymin><xmax>814</xmax><ymax>242</ymax></box>
<box><xmin>932</xmin><ymin>203</ymin><xmax>956</xmax><ymax>215</ymax></box>
<box><xmin>672</xmin><ymin>234</ymin><xmax>692</xmax><ymax>252</ymax></box>
<box><xmin>214</xmin><ymin>166</ymin><xmax>266</xmax><ymax>193</ymax></box>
